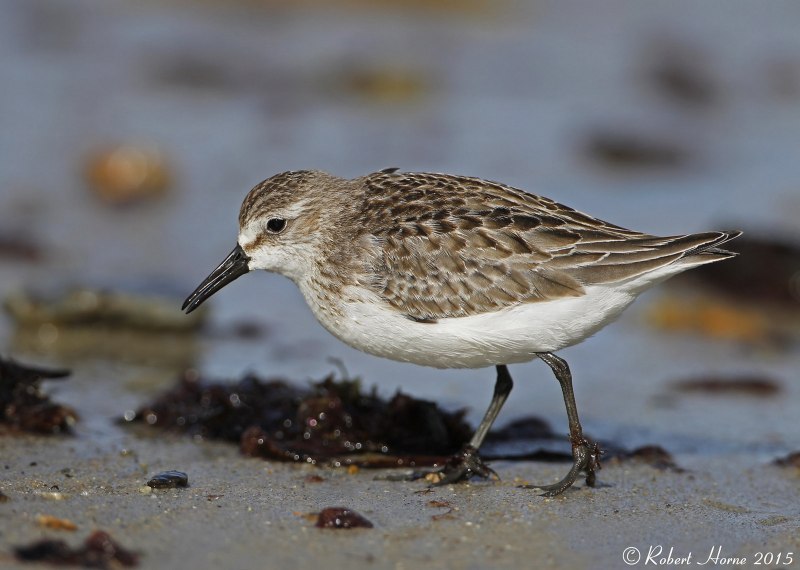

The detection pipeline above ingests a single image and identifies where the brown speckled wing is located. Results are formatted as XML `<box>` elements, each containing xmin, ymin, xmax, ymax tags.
<box><xmin>359</xmin><ymin>172</ymin><xmax>731</xmax><ymax>321</ymax></box>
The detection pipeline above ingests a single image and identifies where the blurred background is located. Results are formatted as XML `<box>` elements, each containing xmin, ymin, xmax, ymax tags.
<box><xmin>1</xmin><ymin>0</ymin><xmax>799</xmax><ymax>458</ymax></box>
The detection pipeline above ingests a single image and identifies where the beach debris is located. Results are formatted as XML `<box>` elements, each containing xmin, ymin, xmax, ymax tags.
<box><xmin>650</xmin><ymin>234</ymin><xmax>800</xmax><ymax>345</ymax></box>
<box><xmin>0</xmin><ymin>231</ymin><xmax>43</xmax><ymax>262</ymax></box>
<box><xmin>84</xmin><ymin>143</ymin><xmax>171</xmax><ymax>206</ymax></box>
<box><xmin>607</xmin><ymin>445</ymin><xmax>684</xmax><ymax>472</ymax></box>
<box><xmin>427</xmin><ymin>499</ymin><xmax>455</xmax><ymax>520</ymax></box>
<box><xmin>126</xmin><ymin>371</ymin><xmax>471</xmax><ymax>468</ymax></box>
<box><xmin>671</xmin><ymin>375</ymin><xmax>781</xmax><ymax>397</ymax></box>
<box><xmin>0</xmin><ymin>357</ymin><xmax>76</xmax><ymax>435</ymax></box>
<box><xmin>583</xmin><ymin>131</ymin><xmax>690</xmax><ymax>170</ymax></box>
<box><xmin>646</xmin><ymin>40</ymin><xmax>719</xmax><ymax>108</ymax></box>
<box><xmin>14</xmin><ymin>530</ymin><xmax>139</xmax><ymax>568</ymax></box>
<box><xmin>36</xmin><ymin>514</ymin><xmax>78</xmax><ymax>531</ymax></box>
<box><xmin>4</xmin><ymin>288</ymin><xmax>205</xmax><ymax>363</ymax></box>
<box><xmin>315</xmin><ymin>507</ymin><xmax>373</xmax><ymax>529</ymax></box>
<box><xmin>647</xmin><ymin>296</ymin><xmax>769</xmax><ymax>344</ymax></box>
<box><xmin>772</xmin><ymin>451</ymin><xmax>800</xmax><ymax>469</ymax></box>
<box><xmin>676</xmin><ymin>233</ymin><xmax>800</xmax><ymax>310</ymax></box>
<box><xmin>4</xmin><ymin>287</ymin><xmax>206</xmax><ymax>332</ymax></box>
<box><xmin>338</xmin><ymin>65</ymin><xmax>428</xmax><ymax>104</ymax></box>
<box><xmin>146</xmin><ymin>471</ymin><xmax>189</xmax><ymax>489</ymax></box>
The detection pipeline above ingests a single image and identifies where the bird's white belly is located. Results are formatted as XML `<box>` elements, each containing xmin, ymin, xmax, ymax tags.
<box><xmin>303</xmin><ymin>283</ymin><xmax>637</xmax><ymax>369</ymax></box>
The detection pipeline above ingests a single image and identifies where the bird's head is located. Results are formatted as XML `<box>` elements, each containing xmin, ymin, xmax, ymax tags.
<box><xmin>182</xmin><ymin>170</ymin><xmax>345</xmax><ymax>313</ymax></box>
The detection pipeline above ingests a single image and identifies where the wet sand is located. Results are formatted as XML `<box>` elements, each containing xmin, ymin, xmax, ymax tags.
<box><xmin>2</xmin><ymin>430</ymin><xmax>799</xmax><ymax>570</ymax></box>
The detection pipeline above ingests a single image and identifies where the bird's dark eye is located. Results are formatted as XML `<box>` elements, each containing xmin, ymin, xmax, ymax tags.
<box><xmin>266</xmin><ymin>218</ymin><xmax>286</xmax><ymax>233</ymax></box>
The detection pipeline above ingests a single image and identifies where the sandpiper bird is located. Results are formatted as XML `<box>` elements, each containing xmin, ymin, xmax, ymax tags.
<box><xmin>183</xmin><ymin>169</ymin><xmax>740</xmax><ymax>495</ymax></box>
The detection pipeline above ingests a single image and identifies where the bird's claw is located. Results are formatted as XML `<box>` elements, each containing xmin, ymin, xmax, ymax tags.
<box><xmin>400</xmin><ymin>445</ymin><xmax>497</xmax><ymax>485</ymax></box>
<box><xmin>433</xmin><ymin>445</ymin><xmax>497</xmax><ymax>484</ymax></box>
<box><xmin>519</xmin><ymin>437</ymin><xmax>602</xmax><ymax>496</ymax></box>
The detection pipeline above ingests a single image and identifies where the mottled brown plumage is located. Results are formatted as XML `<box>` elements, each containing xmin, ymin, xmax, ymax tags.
<box><xmin>238</xmin><ymin>169</ymin><xmax>737</xmax><ymax>324</ymax></box>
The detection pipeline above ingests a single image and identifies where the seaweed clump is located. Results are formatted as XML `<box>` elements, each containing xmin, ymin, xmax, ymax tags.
<box><xmin>14</xmin><ymin>530</ymin><xmax>138</xmax><ymax>568</ymax></box>
<box><xmin>0</xmin><ymin>357</ymin><xmax>76</xmax><ymax>434</ymax></box>
<box><xmin>125</xmin><ymin>371</ymin><xmax>472</xmax><ymax>468</ymax></box>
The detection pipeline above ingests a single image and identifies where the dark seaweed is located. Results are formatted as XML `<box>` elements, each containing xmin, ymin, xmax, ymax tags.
<box><xmin>607</xmin><ymin>445</ymin><xmax>684</xmax><ymax>472</ymax></box>
<box><xmin>773</xmin><ymin>451</ymin><xmax>800</xmax><ymax>468</ymax></box>
<box><xmin>0</xmin><ymin>357</ymin><xmax>76</xmax><ymax>434</ymax></box>
<box><xmin>126</xmin><ymin>371</ymin><xmax>472</xmax><ymax>467</ymax></box>
<box><xmin>676</xmin><ymin>234</ymin><xmax>800</xmax><ymax>310</ymax></box>
<box><xmin>672</xmin><ymin>375</ymin><xmax>781</xmax><ymax>397</ymax></box>
<box><xmin>583</xmin><ymin>131</ymin><xmax>689</xmax><ymax>169</ymax></box>
<box><xmin>14</xmin><ymin>530</ymin><xmax>139</xmax><ymax>568</ymax></box>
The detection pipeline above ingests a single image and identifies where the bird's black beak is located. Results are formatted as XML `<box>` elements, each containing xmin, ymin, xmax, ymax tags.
<box><xmin>182</xmin><ymin>244</ymin><xmax>251</xmax><ymax>314</ymax></box>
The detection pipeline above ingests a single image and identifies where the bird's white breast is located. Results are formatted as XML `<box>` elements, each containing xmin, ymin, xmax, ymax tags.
<box><xmin>299</xmin><ymin>281</ymin><xmax>638</xmax><ymax>369</ymax></box>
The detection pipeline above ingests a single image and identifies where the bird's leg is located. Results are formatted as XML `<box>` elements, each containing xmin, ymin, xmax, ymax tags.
<box><xmin>521</xmin><ymin>352</ymin><xmax>601</xmax><ymax>496</ymax></box>
<box><xmin>399</xmin><ymin>365</ymin><xmax>512</xmax><ymax>484</ymax></box>
<box><xmin>432</xmin><ymin>364</ymin><xmax>514</xmax><ymax>484</ymax></box>
<box><xmin>467</xmin><ymin>364</ymin><xmax>514</xmax><ymax>451</ymax></box>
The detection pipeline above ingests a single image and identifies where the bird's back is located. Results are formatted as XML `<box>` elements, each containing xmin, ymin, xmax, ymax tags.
<box><xmin>353</xmin><ymin>170</ymin><xmax>740</xmax><ymax>323</ymax></box>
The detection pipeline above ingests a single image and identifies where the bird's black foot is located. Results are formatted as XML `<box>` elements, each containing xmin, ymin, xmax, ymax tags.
<box><xmin>396</xmin><ymin>445</ymin><xmax>497</xmax><ymax>485</ymax></box>
<box><xmin>433</xmin><ymin>445</ymin><xmax>497</xmax><ymax>484</ymax></box>
<box><xmin>520</xmin><ymin>436</ymin><xmax>602</xmax><ymax>496</ymax></box>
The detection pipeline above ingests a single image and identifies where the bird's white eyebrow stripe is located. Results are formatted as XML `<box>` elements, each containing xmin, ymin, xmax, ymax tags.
<box><xmin>239</xmin><ymin>198</ymin><xmax>312</xmax><ymax>247</ymax></box>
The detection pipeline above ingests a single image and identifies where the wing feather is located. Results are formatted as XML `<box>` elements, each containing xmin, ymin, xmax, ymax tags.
<box><xmin>359</xmin><ymin>171</ymin><xmax>739</xmax><ymax>321</ymax></box>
